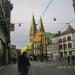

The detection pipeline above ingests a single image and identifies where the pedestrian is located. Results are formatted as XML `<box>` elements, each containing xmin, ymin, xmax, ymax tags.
<box><xmin>21</xmin><ymin>51</ymin><xmax>30</xmax><ymax>75</ymax></box>
<box><xmin>51</xmin><ymin>53</ymin><xmax>53</xmax><ymax>61</ymax></box>
<box><xmin>40</xmin><ymin>54</ymin><xmax>43</xmax><ymax>62</ymax></box>
<box><xmin>17</xmin><ymin>50</ymin><xmax>22</xmax><ymax>75</ymax></box>
<box><xmin>71</xmin><ymin>55</ymin><xmax>75</xmax><ymax>65</ymax></box>
<box><xmin>33</xmin><ymin>54</ymin><xmax>37</xmax><ymax>61</ymax></box>
<box><xmin>67</xmin><ymin>56</ymin><xmax>70</xmax><ymax>64</ymax></box>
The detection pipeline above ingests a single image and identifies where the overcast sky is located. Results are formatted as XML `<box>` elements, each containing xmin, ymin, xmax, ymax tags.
<box><xmin>10</xmin><ymin>0</ymin><xmax>75</xmax><ymax>49</ymax></box>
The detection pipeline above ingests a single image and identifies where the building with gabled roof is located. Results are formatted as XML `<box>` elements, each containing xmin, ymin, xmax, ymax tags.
<box><xmin>48</xmin><ymin>25</ymin><xmax>75</xmax><ymax>60</ymax></box>
<box><xmin>60</xmin><ymin>25</ymin><xmax>75</xmax><ymax>36</ymax></box>
<box><xmin>58</xmin><ymin>25</ymin><xmax>75</xmax><ymax>57</ymax></box>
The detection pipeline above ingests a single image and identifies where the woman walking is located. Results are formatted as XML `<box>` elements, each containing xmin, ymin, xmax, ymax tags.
<box><xmin>21</xmin><ymin>51</ymin><xmax>30</xmax><ymax>75</ymax></box>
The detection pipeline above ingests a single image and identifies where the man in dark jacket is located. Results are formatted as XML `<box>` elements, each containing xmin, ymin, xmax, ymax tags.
<box><xmin>21</xmin><ymin>51</ymin><xmax>30</xmax><ymax>75</ymax></box>
<box><xmin>71</xmin><ymin>55</ymin><xmax>75</xmax><ymax>65</ymax></box>
<box><xmin>67</xmin><ymin>56</ymin><xmax>70</xmax><ymax>64</ymax></box>
<box><xmin>17</xmin><ymin>50</ymin><xmax>22</xmax><ymax>75</ymax></box>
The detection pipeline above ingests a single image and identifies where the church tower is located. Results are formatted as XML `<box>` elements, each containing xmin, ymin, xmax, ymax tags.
<box><xmin>38</xmin><ymin>17</ymin><xmax>45</xmax><ymax>32</ymax></box>
<box><xmin>37</xmin><ymin>17</ymin><xmax>46</xmax><ymax>55</ymax></box>
<box><xmin>29</xmin><ymin>15</ymin><xmax>37</xmax><ymax>42</ymax></box>
<box><xmin>29</xmin><ymin>16</ymin><xmax>48</xmax><ymax>55</ymax></box>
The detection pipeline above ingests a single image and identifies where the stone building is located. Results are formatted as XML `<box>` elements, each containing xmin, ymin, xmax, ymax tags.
<box><xmin>0</xmin><ymin>0</ymin><xmax>13</xmax><ymax>65</ymax></box>
<box><xmin>29</xmin><ymin>15</ymin><xmax>48</xmax><ymax>56</ymax></box>
<box><xmin>48</xmin><ymin>25</ymin><xmax>75</xmax><ymax>60</ymax></box>
<box><xmin>47</xmin><ymin>33</ymin><xmax>59</xmax><ymax>59</ymax></box>
<box><xmin>10</xmin><ymin>45</ymin><xmax>17</xmax><ymax>59</ymax></box>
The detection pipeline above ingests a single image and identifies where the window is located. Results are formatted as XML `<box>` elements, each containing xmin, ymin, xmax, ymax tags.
<box><xmin>63</xmin><ymin>37</ymin><xmax>66</xmax><ymax>42</ymax></box>
<box><xmin>64</xmin><ymin>51</ymin><xmax>67</xmax><ymax>55</ymax></box>
<box><xmin>59</xmin><ymin>44</ymin><xmax>62</xmax><ymax>50</ymax></box>
<box><xmin>68</xmin><ymin>43</ymin><xmax>72</xmax><ymax>48</ymax></box>
<box><xmin>67</xmin><ymin>36</ymin><xmax>71</xmax><ymax>41</ymax></box>
<box><xmin>59</xmin><ymin>38</ymin><xmax>62</xmax><ymax>43</ymax></box>
<box><xmin>69</xmin><ymin>51</ymin><xmax>72</xmax><ymax>55</ymax></box>
<box><xmin>63</xmin><ymin>44</ymin><xmax>67</xmax><ymax>49</ymax></box>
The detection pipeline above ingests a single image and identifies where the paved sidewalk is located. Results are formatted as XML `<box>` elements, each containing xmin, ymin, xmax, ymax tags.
<box><xmin>0</xmin><ymin>64</ymin><xmax>18</xmax><ymax>75</ymax></box>
<box><xmin>0</xmin><ymin>65</ymin><xmax>5</xmax><ymax>70</ymax></box>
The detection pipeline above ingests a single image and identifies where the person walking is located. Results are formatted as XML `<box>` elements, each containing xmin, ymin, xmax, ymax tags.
<box><xmin>17</xmin><ymin>50</ymin><xmax>22</xmax><ymax>75</ymax></box>
<box><xmin>71</xmin><ymin>55</ymin><xmax>75</xmax><ymax>65</ymax></box>
<box><xmin>67</xmin><ymin>56</ymin><xmax>70</xmax><ymax>64</ymax></box>
<box><xmin>51</xmin><ymin>53</ymin><xmax>53</xmax><ymax>61</ymax></box>
<box><xmin>21</xmin><ymin>51</ymin><xmax>30</xmax><ymax>75</ymax></box>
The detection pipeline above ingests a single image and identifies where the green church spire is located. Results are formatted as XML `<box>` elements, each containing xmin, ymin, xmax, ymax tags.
<box><xmin>38</xmin><ymin>17</ymin><xmax>45</xmax><ymax>32</ymax></box>
<box><xmin>30</xmin><ymin>15</ymin><xmax>37</xmax><ymax>32</ymax></box>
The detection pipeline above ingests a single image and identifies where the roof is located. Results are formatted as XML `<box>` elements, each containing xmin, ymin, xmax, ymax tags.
<box><xmin>60</xmin><ymin>25</ymin><xmax>75</xmax><ymax>36</ymax></box>
<box><xmin>30</xmin><ymin>15</ymin><xmax>37</xmax><ymax>32</ymax></box>
<box><xmin>44</xmin><ymin>32</ymin><xmax>54</xmax><ymax>40</ymax></box>
<box><xmin>38</xmin><ymin>17</ymin><xmax>45</xmax><ymax>32</ymax></box>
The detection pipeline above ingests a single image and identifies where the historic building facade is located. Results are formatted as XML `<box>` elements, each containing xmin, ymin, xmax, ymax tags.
<box><xmin>48</xmin><ymin>25</ymin><xmax>75</xmax><ymax>60</ymax></box>
<box><xmin>47</xmin><ymin>34</ymin><xmax>59</xmax><ymax>59</ymax></box>
<box><xmin>10</xmin><ymin>45</ymin><xmax>17</xmax><ymax>59</ymax></box>
<box><xmin>29</xmin><ymin>15</ymin><xmax>48</xmax><ymax>56</ymax></box>
<box><xmin>0</xmin><ymin>0</ymin><xmax>13</xmax><ymax>65</ymax></box>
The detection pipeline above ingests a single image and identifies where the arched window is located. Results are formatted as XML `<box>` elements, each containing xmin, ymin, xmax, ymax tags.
<box><xmin>67</xmin><ymin>36</ymin><xmax>71</xmax><ymax>41</ymax></box>
<box><xmin>68</xmin><ymin>43</ymin><xmax>72</xmax><ymax>48</ymax></box>
<box><xmin>63</xmin><ymin>37</ymin><xmax>66</xmax><ymax>42</ymax></box>
<box><xmin>63</xmin><ymin>44</ymin><xmax>67</xmax><ymax>49</ymax></box>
